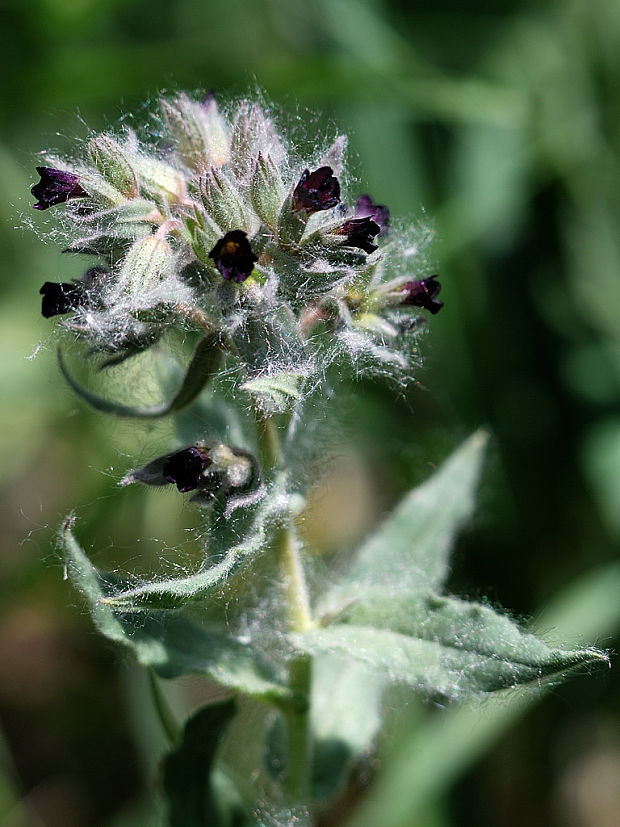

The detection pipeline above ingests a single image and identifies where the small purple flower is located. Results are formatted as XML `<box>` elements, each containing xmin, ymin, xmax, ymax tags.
<box><xmin>39</xmin><ymin>266</ymin><xmax>108</xmax><ymax>318</ymax></box>
<box><xmin>292</xmin><ymin>166</ymin><xmax>341</xmax><ymax>214</ymax></box>
<box><xmin>400</xmin><ymin>275</ymin><xmax>443</xmax><ymax>314</ymax></box>
<box><xmin>39</xmin><ymin>281</ymin><xmax>86</xmax><ymax>318</ymax></box>
<box><xmin>163</xmin><ymin>447</ymin><xmax>213</xmax><ymax>492</ymax></box>
<box><xmin>335</xmin><ymin>217</ymin><xmax>380</xmax><ymax>253</ymax></box>
<box><xmin>31</xmin><ymin>167</ymin><xmax>88</xmax><ymax>211</ymax></box>
<box><xmin>209</xmin><ymin>230</ymin><xmax>258</xmax><ymax>283</ymax></box>
<box><xmin>355</xmin><ymin>194</ymin><xmax>390</xmax><ymax>235</ymax></box>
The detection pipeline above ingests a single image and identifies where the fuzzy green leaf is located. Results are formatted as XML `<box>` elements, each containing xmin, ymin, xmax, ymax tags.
<box><xmin>62</xmin><ymin>525</ymin><xmax>291</xmax><ymax>704</ymax></box>
<box><xmin>319</xmin><ymin>431</ymin><xmax>488</xmax><ymax>617</ymax></box>
<box><xmin>58</xmin><ymin>333</ymin><xmax>220</xmax><ymax>418</ymax></box>
<box><xmin>92</xmin><ymin>475</ymin><xmax>287</xmax><ymax>611</ymax></box>
<box><xmin>311</xmin><ymin>656</ymin><xmax>383</xmax><ymax>800</ymax></box>
<box><xmin>162</xmin><ymin>699</ymin><xmax>238</xmax><ymax>827</ymax></box>
<box><xmin>293</xmin><ymin>622</ymin><xmax>606</xmax><ymax>701</ymax></box>
<box><xmin>241</xmin><ymin>371</ymin><xmax>307</xmax><ymax>412</ymax></box>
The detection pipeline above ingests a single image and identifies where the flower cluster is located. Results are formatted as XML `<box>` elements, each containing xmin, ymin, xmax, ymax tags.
<box><xmin>32</xmin><ymin>92</ymin><xmax>441</xmax><ymax>387</ymax></box>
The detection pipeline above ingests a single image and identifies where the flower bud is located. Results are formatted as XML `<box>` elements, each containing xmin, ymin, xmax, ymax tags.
<box><xmin>89</xmin><ymin>134</ymin><xmax>139</xmax><ymax>198</ymax></box>
<box><xmin>130</xmin><ymin>156</ymin><xmax>186</xmax><ymax>204</ymax></box>
<box><xmin>199</xmin><ymin>168</ymin><xmax>248</xmax><ymax>233</ymax></box>
<box><xmin>250</xmin><ymin>152</ymin><xmax>285</xmax><ymax>230</ymax></box>
<box><xmin>112</xmin><ymin>235</ymin><xmax>175</xmax><ymax>299</ymax></box>
<box><xmin>229</xmin><ymin>102</ymin><xmax>285</xmax><ymax>179</ymax></box>
<box><xmin>161</xmin><ymin>92</ymin><xmax>230</xmax><ymax>171</ymax></box>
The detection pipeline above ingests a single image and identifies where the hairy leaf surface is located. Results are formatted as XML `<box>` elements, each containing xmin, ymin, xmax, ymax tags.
<box><xmin>318</xmin><ymin>431</ymin><xmax>488</xmax><ymax>616</ymax></box>
<box><xmin>62</xmin><ymin>526</ymin><xmax>291</xmax><ymax>703</ymax></box>
<box><xmin>293</xmin><ymin>624</ymin><xmax>606</xmax><ymax>701</ymax></box>
<box><xmin>96</xmin><ymin>474</ymin><xmax>287</xmax><ymax>611</ymax></box>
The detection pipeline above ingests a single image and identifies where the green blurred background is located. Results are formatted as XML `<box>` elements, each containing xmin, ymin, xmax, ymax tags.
<box><xmin>1</xmin><ymin>0</ymin><xmax>620</xmax><ymax>824</ymax></box>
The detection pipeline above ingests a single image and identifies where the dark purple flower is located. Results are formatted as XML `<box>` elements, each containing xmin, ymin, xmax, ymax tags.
<box><xmin>39</xmin><ymin>281</ymin><xmax>86</xmax><ymax>318</ymax></box>
<box><xmin>400</xmin><ymin>275</ymin><xmax>443</xmax><ymax>314</ymax></box>
<box><xmin>31</xmin><ymin>167</ymin><xmax>88</xmax><ymax>211</ymax></box>
<box><xmin>39</xmin><ymin>265</ymin><xmax>108</xmax><ymax>318</ymax></box>
<box><xmin>163</xmin><ymin>447</ymin><xmax>213</xmax><ymax>492</ymax></box>
<box><xmin>335</xmin><ymin>217</ymin><xmax>380</xmax><ymax>253</ymax></box>
<box><xmin>292</xmin><ymin>166</ymin><xmax>341</xmax><ymax>214</ymax></box>
<box><xmin>209</xmin><ymin>230</ymin><xmax>258</xmax><ymax>283</ymax></box>
<box><xmin>355</xmin><ymin>194</ymin><xmax>390</xmax><ymax>235</ymax></box>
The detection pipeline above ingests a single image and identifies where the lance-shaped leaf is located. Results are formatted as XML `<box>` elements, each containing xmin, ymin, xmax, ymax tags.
<box><xmin>163</xmin><ymin>700</ymin><xmax>239</xmax><ymax>827</ymax></box>
<box><xmin>62</xmin><ymin>525</ymin><xmax>291</xmax><ymax>704</ymax></box>
<box><xmin>241</xmin><ymin>371</ymin><xmax>307</xmax><ymax>413</ymax></box>
<box><xmin>318</xmin><ymin>431</ymin><xmax>488</xmax><ymax>616</ymax></box>
<box><xmin>292</xmin><ymin>622</ymin><xmax>607</xmax><ymax>702</ymax></box>
<box><xmin>96</xmin><ymin>474</ymin><xmax>287</xmax><ymax>611</ymax></box>
<box><xmin>323</xmin><ymin>588</ymin><xmax>607</xmax><ymax>668</ymax></box>
<box><xmin>58</xmin><ymin>333</ymin><xmax>221</xmax><ymax>418</ymax></box>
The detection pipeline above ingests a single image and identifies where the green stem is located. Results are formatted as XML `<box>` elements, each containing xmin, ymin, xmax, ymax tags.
<box><xmin>284</xmin><ymin>655</ymin><xmax>313</xmax><ymax>803</ymax></box>
<box><xmin>275</xmin><ymin>510</ymin><xmax>314</xmax><ymax>807</ymax></box>
<box><xmin>255</xmin><ymin>409</ymin><xmax>314</xmax><ymax>806</ymax></box>
<box><xmin>274</xmin><ymin>521</ymin><xmax>313</xmax><ymax>633</ymax></box>
<box><xmin>255</xmin><ymin>407</ymin><xmax>282</xmax><ymax>472</ymax></box>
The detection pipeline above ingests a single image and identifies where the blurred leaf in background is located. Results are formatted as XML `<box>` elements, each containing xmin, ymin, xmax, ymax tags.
<box><xmin>1</xmin><ymin>0</ymin><xmax>619</xmax><ymax>824</ymax></box>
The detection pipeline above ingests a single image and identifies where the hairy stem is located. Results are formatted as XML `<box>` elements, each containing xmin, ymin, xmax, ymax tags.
<box><xmin>274</xmin><ymin>521</ymin><xmax>313</xmax><ymax>633</ymax></box>
<box><xmin>256</xmin><ymin>409</ymin><xmax>314</xmax><ymax>806</ymax></box>
<box><xmin>255</xmin><ymin>407</ymin><xmax>282</xmax><ymax>472</ymax></box>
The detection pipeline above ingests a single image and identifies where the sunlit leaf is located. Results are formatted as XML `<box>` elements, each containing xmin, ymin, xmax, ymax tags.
<box><xmin>293</xmin><ymin>622</ymin><xmax>606</xmax><ymax>702</ymax></box>
<box><xmin>62</xmin><ymin>525</ymin><xmax>291</xmax><ymax>704</ymax></box>
<box><xmin>89</xmin><ymin>474</ymin><xmax>287</xmax><ymax>611</ymax></box>
<box><xmin>318</xmin><ymin>431</ymin><xmax>488</xmax><ymax>617</ymax></box>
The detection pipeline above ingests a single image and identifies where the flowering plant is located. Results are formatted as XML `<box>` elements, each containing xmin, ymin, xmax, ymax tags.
<box><xmin>30</xmin><ymin>91</ymin><xmax>605</xmax><ymax>825</ymax></box>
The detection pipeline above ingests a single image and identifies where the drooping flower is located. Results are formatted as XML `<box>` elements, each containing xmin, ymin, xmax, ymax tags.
<box><xmin>39</xmin><ymin>266</ymin><xmax>108</xmax><ymax>318</ymax></box>
<box><xmin>31</xmin><ymin>167</ymin><xmax>88</xmax><ymax>211</ymax></box>
<box><xmin>292</xmin><ymin>166</ymin><xmax>340</xmax><ymax>214</ymax></box>
<box><xmin>124</xmin><ymin>443</ymin><xmax>258</xmax><ymax>503</ymax></box>
<box><xmin>163</xmin><ymin>447</ymin><xmax>213</xmax><ymax>492</ymax></box>
<box><xmin>334</xmin><ymin>217</ymin><xmax>380</xmax><ymax>253</ymax></box>
<box><xmin>209</xmin><ymin>230</ymin><xmax>258</xmax><ymax>283</ymax></box>
<box><xmin>400</xmin><ymin>275</ymin><xmax>443</xmax><ymax>314</ymax></box>
<box><xmin>39</xmin><ymin>281</ymin><xmax>86</xmax><ymax>318</ymax></box>
<box><xmin>355</xmin><ymin>194</ymin><xmax>390</xmax><ymax>235</ymax></box>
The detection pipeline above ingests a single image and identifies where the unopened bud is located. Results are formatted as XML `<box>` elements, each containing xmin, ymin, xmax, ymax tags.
<box><xmin>89</xmin><ymin>134</ymin><xmax>139</xmax><ymax>198</ymax></box>
<box><xmin>113</xmin><ymin>235</ymin><xmax>174</xmax><ymax>299</ymax></box>
<box><xmin>199</xmin><ymin>168</ymin><xmax>248</xmax><ymax>233</ymax></box>
<box><xmin>250</xmin><ymin>152</ymin><xmax>285</xmax><ymax>229</ymax></box>
<box><xmin>131</xmin><ymin>156</ymin><xmax>186</xmax><ymax>204</ymax></box>
<box><xmin>161</xmin><ymin>92</ymin><xmax>230</xmax><ymax>171</ymax></box>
